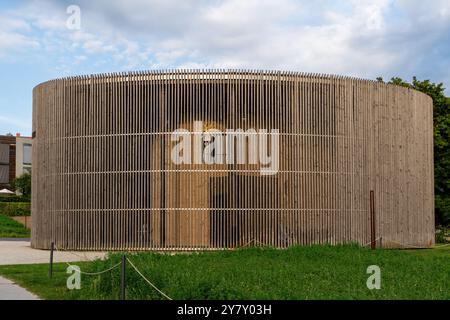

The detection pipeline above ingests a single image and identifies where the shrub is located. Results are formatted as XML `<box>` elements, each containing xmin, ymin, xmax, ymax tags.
<box><xmin>11</xmin><ymin>173</ymin><xmax>31</xmax><ymax>197</ymax></box>
<box><xmin>0</xmin><ymin>202</ymin><xmax>31</xmax><ymax>216</ymax></box>
<box><xmin>435</xmin><ymin>227</ymin><xmax>450</xmax><ymax>244</ymax></box>
<box><xmin>0</xmin><ymin>195</ymin><xmax>30</xmax><ymax>203</ymax></box>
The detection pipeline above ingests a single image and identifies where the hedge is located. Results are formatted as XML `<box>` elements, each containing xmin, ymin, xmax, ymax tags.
<box><xmin>0</xmin><ymin>202</ymin><xmax>31</xmax><ymax>216</ymax></box>
<box><xmin>0</xmin><ymin>195</ymin><xmax>30</xmax><ymax>203</ymax></box>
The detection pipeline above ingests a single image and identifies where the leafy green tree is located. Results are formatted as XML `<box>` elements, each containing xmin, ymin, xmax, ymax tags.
<box><xmin>377</xmin><ymin>76</ymin><xmax>450</xmax><ymax>226</ymax></box>
<box><xmin>12</xmin><ymin>172</ymin><xmax>32</xmax><ymax>197</ymax></box>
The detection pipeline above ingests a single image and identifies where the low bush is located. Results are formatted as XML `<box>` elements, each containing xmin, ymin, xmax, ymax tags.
<box><xmin>436</xmin><ymin>226</ymin><xmax>450</xmax><ymax>243</ymax></box>
<box><xmin>0</xmin><ymin>202</ymin><xmax>31</xmax><ymax>216</ymax></box>
<box><xmin>0</xmin><ymin>195</ymin><xmax>30</xmax><ymax>203</ymax></box>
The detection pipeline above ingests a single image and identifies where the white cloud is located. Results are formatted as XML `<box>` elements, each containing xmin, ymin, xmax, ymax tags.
<box><xmin>0</xmin><ymin>14</ymin><xmax>39</xmax><ymax>58</ymax></box>
<box><xmin>1</xmin><ymin>0</ymin><xmax>450</xmax><ymax>85</ymax></box>
<box><xmin>82</xmin><ymin>0</ymin><xmax>398</xmax><ymax>77</ymax></box>
<box><xmin>2</xmin><ymin>0</ymin><xmax>450</xmax><ymax>137</ymax></box>
<box><xmin>0</xmin><ymin>32</ymin><xmax>39</xmax><ymax>58</ymax></box>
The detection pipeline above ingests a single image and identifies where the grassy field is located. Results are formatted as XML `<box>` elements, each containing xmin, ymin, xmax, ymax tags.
<box><xmin>0</xmin><ymin>214</ymin><xmax>30</xmax><ymax>238</ymax></box>
<box><xmin>0</xmin><ymin>244</ymin><xmax>448</xmax><ymax>300</ymax></box>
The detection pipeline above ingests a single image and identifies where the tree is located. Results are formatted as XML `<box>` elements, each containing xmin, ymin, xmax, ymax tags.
<box><xmin>12</xmin><ymin>172</ymin><xmax>32</xmax><ymax>197</ymax></box>
<box><xmin>377</xmin><ymin>76</ymin><xmax>450</xmax><ymax>226</ymax></box>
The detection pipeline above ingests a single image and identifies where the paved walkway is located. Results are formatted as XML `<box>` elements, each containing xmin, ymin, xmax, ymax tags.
<box><xmin>0</xmin><ymin>240</ymin><xmax>107</xmax><ymax>300</ymax></box>
<box><xmin>0</xmin><ymin>240</ymin><xmax>106</xmax><ymax>265</ymax></box>
<box><xmin>0</xmin><ymin>276</ymin><xmax>39</xmax><ymax>300</ymax></box>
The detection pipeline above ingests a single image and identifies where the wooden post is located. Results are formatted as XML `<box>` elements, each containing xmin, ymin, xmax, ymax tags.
<box><xmin>120</xmin><ymin>255</ymin><xmax>126</xmax><ymax>300</ymax></box>
<box><xmin>48</xmin><ymin>242</ymin><xmax>54</xmax><ymax>278</ymax></box>
<box><xmin>370</xmin><ymin>191</ymin><xmax>376</xmax><ymax>249</ymax></box>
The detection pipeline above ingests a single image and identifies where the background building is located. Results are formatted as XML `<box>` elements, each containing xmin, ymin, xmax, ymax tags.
<box><xmin>32</xmin><ymin>70</ymin><xmax>434</xmax><ymax>250</ymax></box>
<box><xmin>0</xmin><ymin>135</ymin><xmax>16</xmax><ymax>189</ymax></box>
<box><xmin>15</xmin><ymin>136</ymin><xmax>32</xmax><ymax>176</ymax></box>
<box><xmin>0</xmin><ymin>134</ymin><xmax>32</xmax><ymax>190</ymax></box>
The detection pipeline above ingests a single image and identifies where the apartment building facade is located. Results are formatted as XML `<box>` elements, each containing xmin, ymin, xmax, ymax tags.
<box><xmin>0</xmin><ymin>134</ymin><xmax>32</xmax><ymax>189</ymax></box>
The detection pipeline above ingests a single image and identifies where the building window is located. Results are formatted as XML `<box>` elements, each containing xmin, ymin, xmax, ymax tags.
<box><xmin>0</xmin><ymin>165</ymin><xmax>9</xmax><ymax>184</ymax></box>
<box><xmin>0</xmin><ymin>144</ymin><xmax>9</xmax><ymax>165</ymax></box>
<box><xmin>23</xmin><ymin>144</ymin><xmax>32</xmax><ymax>165</ymax></box>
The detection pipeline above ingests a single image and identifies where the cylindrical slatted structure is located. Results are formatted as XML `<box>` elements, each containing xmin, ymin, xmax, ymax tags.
<box><xmin>31</xmin><ymin>70</ymin><xmax>434</xmax><ymax>250</ymax></box>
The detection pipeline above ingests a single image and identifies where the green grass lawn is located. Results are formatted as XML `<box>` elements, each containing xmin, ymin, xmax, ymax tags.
<box><xmin>0</xmin><ymin>245</ymin><xmax>448</xmax><ymax>300</ymax></box>
<box><xmin>0</xmin><ymin>214</ymin><xmax>30</xmax><ymax>238</ymax></box>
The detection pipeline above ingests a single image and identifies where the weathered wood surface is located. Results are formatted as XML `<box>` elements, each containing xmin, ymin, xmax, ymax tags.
<box><xmin>31</xmin><ymin>70</ymin><xmax>434</xmax><ymax>250</ymax></box>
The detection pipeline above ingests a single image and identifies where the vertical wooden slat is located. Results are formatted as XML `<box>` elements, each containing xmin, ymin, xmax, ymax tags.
<box><xmin>31</xmin><ymin>71</ymin><xmax>435</xmax><ymax>250</ymax></box>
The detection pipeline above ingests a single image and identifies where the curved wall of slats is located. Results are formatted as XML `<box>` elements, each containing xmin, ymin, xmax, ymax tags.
<box><xmin>31</xmin><ymin>70</ymin><xmax>434</xmax><ymax>250</ymax></box>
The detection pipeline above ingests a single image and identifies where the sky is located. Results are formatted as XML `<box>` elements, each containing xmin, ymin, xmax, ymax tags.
<box><xmin>1</xmin><ymin>0</ymin><xmax>450</xmax><ymax>136</ymax></box>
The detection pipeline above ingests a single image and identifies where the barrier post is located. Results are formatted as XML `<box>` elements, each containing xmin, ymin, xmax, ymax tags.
<box><xmin>120</xmin><ymin>255</ymin><xmax>126</xmax><ymax>300</ymax></box>
<box><xmin>370</xmin><ymin>191</ymin><xmax>376</xmax><ymax>249</ymax></box>
<box><xmin>48</xmin><ymin>242</ymin><xmax>54</xmax><ymax>278</ymax></box>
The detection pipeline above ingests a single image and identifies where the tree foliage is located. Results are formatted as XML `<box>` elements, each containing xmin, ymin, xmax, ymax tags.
<box><xmin>12</xmin><ymin>172</ymin><xmax>32</xmax><ymax>197</ymax></box>
<box><xmin>377</xmin><ymin>76</ymin><xmax>450</xmax><ymax>225</ymax></box>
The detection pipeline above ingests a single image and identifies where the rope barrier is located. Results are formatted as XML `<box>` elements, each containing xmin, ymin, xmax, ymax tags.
<box><xmin>434</xmin><ymin>243</ymin><xmax>450</xmax><ymax>248</ymax></box>
<box><xmin>362</xmin><ymin>237</ymin><xmax>382</xmax><ymax>247</ymax></box>
<box><xmin>386</xmin><ymin>240</ymin><xmax>449</xmax><ymax>249</ymax></box>
<box><xmin>239</xmin><ymin>239</ymin><xmax>271</xmax><ymax>247</ymax></box>
<box><xmin>363</xmin><ymin>239</ymin><xmax>449</xmax><ymax>249</ymax></box>
<box><xmin>239</xmin><ymin>239</ymin><xmax>255</xmax><ymax>248</ymax></box>
<box><xmin>65</xmin><ymin>261</ymin><xmax>121</xmax><ymax>275</ymax></box>
<box><xmin>254</xmin><ymin>239</ymin><xmax>270</xmax><ymax>246</ymax></box>
<box><xmin>126</xmin><ymin>257</ymin><xmax>173</xmax><ymax>300</ymax></box>
<box><xmin>53</xmin><ymin>243</ymin><xmax>120</xmax><ymax>275</ymax></box>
